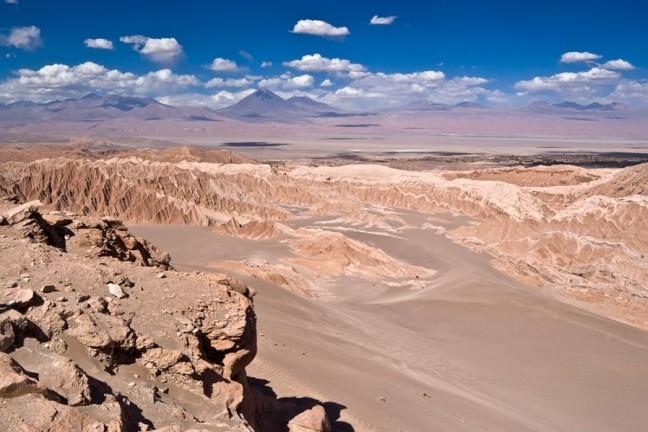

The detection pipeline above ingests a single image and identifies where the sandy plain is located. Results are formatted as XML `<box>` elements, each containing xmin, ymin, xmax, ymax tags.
<box><xmin>133</xmin><ymin>208</ymin><xmax>648</xmax><ymax>432</ymax></box>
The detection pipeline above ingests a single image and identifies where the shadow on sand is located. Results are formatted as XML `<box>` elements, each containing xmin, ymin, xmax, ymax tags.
<box><xmin>249</xmin><ymin>377</ymin><xmax>355</xmax><ymax>432</ymax></box>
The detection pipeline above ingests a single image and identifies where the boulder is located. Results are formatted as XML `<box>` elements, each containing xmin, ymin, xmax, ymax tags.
<box><xmin>0</xmin><ymin>288</ymin><xmax>37</xmax><ymax>309</ymax></box>
<box><xmin>288</xmin><ymin>405</ymin><xmax>332</xmax><ymax>432</ymax></box>
<box><xmin>0</xmin><ymin>393</ymin><xmax>119</xmax><ymax>432</ymax></box>
<box><xmin>25</xmin><ymin>300</ymin><xmax>68</xmax><ymax>338</ymax></box>
<box><xmin>0</xmin><ymin>309</ymin><xmax>30</xmax><ymax>352</ymax></box>
<box><xmin>30</xmin><ymin>353</ymin><xmax>92</xmax><ymax>406</ymax></box>
<box><xmin>68</xmin><ymin>311</ymin><xmax>137</xmax><ymax>369</ymax></box>
<box><xmin>0</xmin><ymin>352</ymin><xmax>43</xmax><ymax>398</ymax></box>
<box><xmin>2</xmin><ymin>200</ymin><xmax>43</xmax><ymax>225</ymax></box>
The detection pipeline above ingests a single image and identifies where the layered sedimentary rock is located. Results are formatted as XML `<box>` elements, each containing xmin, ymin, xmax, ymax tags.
<box><xmin>1</xmin><ymin>155</ymin><xmax>647</xmax><ymax>328</ymax></box>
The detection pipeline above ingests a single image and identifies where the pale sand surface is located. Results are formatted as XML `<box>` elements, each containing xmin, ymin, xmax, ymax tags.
<box><xmin>133</xmin><ymin>219</ymin><xmax>648</xmax><ymax>432</ymax></box>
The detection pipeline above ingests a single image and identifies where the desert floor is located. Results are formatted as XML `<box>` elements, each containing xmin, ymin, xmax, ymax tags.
<box><xmin>133</xmin><ymin>210</ymin><xmax>648</xmax><ymax>432</ymax></box>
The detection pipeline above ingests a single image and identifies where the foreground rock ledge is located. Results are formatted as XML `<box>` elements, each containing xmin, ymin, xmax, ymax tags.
<box><xmin>0</xmin><ymin>202</ymin><xmax>268</xmax><ymax>431</ymax></box>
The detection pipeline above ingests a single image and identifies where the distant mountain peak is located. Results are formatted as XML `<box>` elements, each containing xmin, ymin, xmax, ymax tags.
<box><xmin>251</xmin><ymin>88</ymin><xmax>283</xmax><ymax>100</ymax></box>
<box><xmin>217</xmin><ymin>89</ymin><xmax>341</xmax><ymax>121</ymax></box>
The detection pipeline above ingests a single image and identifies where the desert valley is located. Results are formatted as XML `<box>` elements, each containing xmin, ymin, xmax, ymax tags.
<box><xmin>2</xmin><ymin>89</ymin><xmax>648</xmax><ymax>431</ymax></box>
<box><xmin>2</xmin><ymin>2</ymin><xmax>648</xmax><ymax>431</ymax></box>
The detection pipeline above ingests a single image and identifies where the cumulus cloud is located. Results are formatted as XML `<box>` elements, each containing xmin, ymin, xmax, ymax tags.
<box><xmin>514</xmin><ymin>53</ymin><xmax>645</xmax><ymax>104</ymax></box>
<box><xmin>323</xmin><ymin>70</ymin><xmax>492</xmax><ymax>110</ymax></box>
<box><xmin>0</xmin><ymin>61</ymin><xmax>199</xmax><ymax>103</ymax></box>
<box><xmin>370</xmin><ymin>15</ymin><xmax>397</xmax><ymax>25</ymax></box>
<box><xmin>292</xmin><ymin>19</ymin><xmax>350</xmax><ymax>37</ymax></box>
<box><xmin>514</xmin><ymin>66</ymin><xmax>625</xmax><ymax>103</ymax></box>
<box><xmin>0</xmin><ymin>26</ymin><xmax>42</xmax><ymax>51</ymax></box>
<box><xmin>84</xmin><ymin>38</ymin><xmax>114</xmax><ymax>50</ymax></box>
<box><xmin>119</xmin><ymin>35</ymin><xmax>147</xmax><ymax>45</ymax></box>
<box><xmin>515</xmin><ymin>67</ymin><xmax>620</xmax><ymax>92</ymax></box>
<box><xmin>320</xmin><ymin>79</ymin><xmax>333</xmax><ymax>87</ymax></box>
<box><xmin>261</xmin><ymin>61</ymin><xmax>272</xmax><ymax>68</ymax></box>
<box><xmin>283</xmin><ymin>54</ymin><xmax>366</xmax><ymax>76</ymax></box>
<box><xmin>158</xmin><ymin>89</ymin><xmax>255</xmax><ymax>109</ymax></box>
<box><xmin>5</xmin><ymin>0</ymin><xmax>18</xmax><ymax>4</ymax></box>
<box><xmin>601</xmin><ymin>59</ymin><xmax>635</xmax><ymax>71</ymax></box>
<box><xmin>209</xmin><ymin>58</ymin><xmax>239</xmax><ymax>72</ymax></box>
<box><xmin>607</xmin><ymin>80</ymin><xmax>648</xmax><ymax>106</ymax></box>
<box><xmin>205</xmin><ymin>77</ymin><xmax>254</xmax><ymax>88</ymax></box>
<box><xmin>259</xmin><ymin>73</ymin><xmax>315</xmax><ymax>91</ymax></box>
<box><xmin>560</xmin><ymin>51</ymin><xmax>602</xmax><ymax>64</ymax></box>
<box><xmin>120</xmin><ymin>35</ymin><xmax>183</xmax><ymax>64</ymax></box>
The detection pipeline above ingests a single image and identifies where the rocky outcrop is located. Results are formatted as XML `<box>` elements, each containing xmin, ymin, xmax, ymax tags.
<box><xmin>1</xmin><ymin>200</ymin><xmax>171</xmax><ymax>269</ymax></box>
<box><xmin>0</xmin><ymin>203</ymin><xmax>260</xmax><ymax>431</ymax></box>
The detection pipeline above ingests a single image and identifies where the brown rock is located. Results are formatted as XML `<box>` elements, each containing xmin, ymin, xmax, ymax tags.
<box><xmin>68</xmin><ymin>311</ymin><xmax>137</xmax><ymax>368</ymax></box>
<box><xmin>2</xmin><ymin>200</ymin><xmax>43</xmax><ymax>225</ymax></box>
<box><xmin>0</xmin><ymin>393</ymin><xmax>117</xmax><ymax>432</ymax></box>
<box><xmin>25</xmin><ymin>300</ymin><xmax>67</xmax><ymax>338</ymax></box>
<box><xmin>0</xmin><ymin>352</ymin><xmax>43</xmax><ymax>398</ymax></box>
<box><xmin>41</xmin><ymin>284</ymin><xmax>57</xmax><ymax>293</ymax></box>
<box><xmin>287</xmin><ymin>405</ymin><xmax>332</xmax><ymax>432</ymax></box>
<box><xmin>0</xmin><ymin>309</ymin><xmax>30</xmax><ymax>352</ymax></box>
<box><xmin>0</xmin><ymin>288</ymin><xmax>36</xmax><ymax>309</ymax></box>
<box><xmin>36</xmin><ymin>353</ymin><xmax>92</xmax><ymax>406</ymax></box>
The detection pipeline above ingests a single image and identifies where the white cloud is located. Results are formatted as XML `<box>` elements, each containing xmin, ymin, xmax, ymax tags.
<box><xmin>261</xmin><ymin>61</ymin><xmax>272</xmax><ymax>68</ymax></box>
<box><xmin>120</xmin><ymin>35</ymin><xmax>183</xmax><ymax>64</ymax></box>
<box><xmin>119</xmin><ymin>35</ymin><xmax>148</xmax><ymax>45</ymax></box>
<box><xmin>84</xmin><ymin>38</ymin><xmax>114</xmax><ymax>50</ymax></box>
<box><xmin>205</xmin><ymin>77</ymin><xmax>253</xmax><ymax>88</ymax></box>
<box><xmin>515</xmin><ymin>67</ymin><xmax>620</xmax><ymax>93</ymax></box>
<box><xmin>323</xmin><ymin>70</ymin><xmax>491</xmax><ymax>110</ymax></box>
<box><xmin>291</xmin><ymin>74</ymin><xmax>314</xmax><ymax>87</ymax></box>
<box><xmin>157</xmin><ymin>89</ymin><xmax>255</xmax><ymax>109</ymax></box>
<box><xmin>283</xmin><ymin>53</ymin><xmax>366</xmax><ymax>76</ymax></box>
<box><xmin>320</xmin><ymin>79</ymin><xmax>333</xmax><ymax>87</ymax></box>
<box><xmin>0</xmin><ymin>26</ymin><xmax>42</xmax><ymax>51</ymax></box>
<box><xmin>560</xmin><ymin>51</ymin><xmax>602</xmax><ymax>64</ymax></box>
<box><xmin>514</xmin><ymin>66</ymin><xmax>625</xmax><ymax>103</ymax></box>
<box><xmin>292</xmin><ymin>19</ymin><xmax>350</xmax><ymax>37</ymax></box>
<box><xmin>259</xmin><ymin>73</ymin><xmax>315</xmax><ymax>91</ymax></box>
<box><xmin>601</xmin><ymin>59</ymin><xmax>635</xmax><ymax>71</ymax></box>
<box><xmin>607</xmin><ymin>80</ymin><xmax>648</xmax><ymax>106</ymax></box>
<box><xmin>5</xmin><ymin>0</ymin><xmax>18</xmax><ymax>4</ymax></box>
<box><xmin>209</xmin><ymin>58</ymin><xmax>239</xmax><ymax>72</ymax></box>
<box><xmin>370</xmin><ymin>15</ymin><xmax>397</xmax><ymax>25</ymax></box>
<box><xmin>0</xmin><ymin>62</ymin><xmax>199</xmax><ymax>103</ymax></box>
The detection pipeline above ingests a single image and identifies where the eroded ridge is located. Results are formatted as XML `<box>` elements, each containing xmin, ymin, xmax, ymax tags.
<box><xmin>1</xmin><ymin>156</ymin><xmax>647</xmax><ymax>329</ymax></box>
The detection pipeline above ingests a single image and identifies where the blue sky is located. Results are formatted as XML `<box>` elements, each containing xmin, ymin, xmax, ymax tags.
<box><xmin>1</xmin><ymin>0</ymin><xmax>647</xmax><ymax>109</ymax></box>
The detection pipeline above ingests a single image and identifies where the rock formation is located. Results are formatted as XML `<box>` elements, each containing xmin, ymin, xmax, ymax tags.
<box><xmin>0</xmin><ymin>202</ymin><xmax>260</xmax><ymax>431</ymax></box>
<box><xmin>1</xmin><ymin>151</ymin><xmax>647</xmax><ymax>329</ymax></box>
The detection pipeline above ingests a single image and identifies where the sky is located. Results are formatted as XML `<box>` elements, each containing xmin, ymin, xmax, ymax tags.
<box><xmin>1</xmin><ymin>0</ymin><xmax>647</xmax><ymax>110</ymax></box>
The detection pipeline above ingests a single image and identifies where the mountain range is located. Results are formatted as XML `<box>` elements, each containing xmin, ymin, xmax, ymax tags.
<box><xmin>0</xmin><ymin>93</ymin><xmax>220</xmax><ymax>122</ymax></box>
<box><xmin>0</xmin><ymin>90</ymin><xmax>344</xmax><ymax>123</ymax></box>
<box><xmin>0</xmin><ymin>90</ymin><xmax>637</xmax><ymax>124</ymax></box>
<box><xmin>524</xmin><ymin>100</ymin><xmax>628</xmax><ymax>113</ymax></box>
